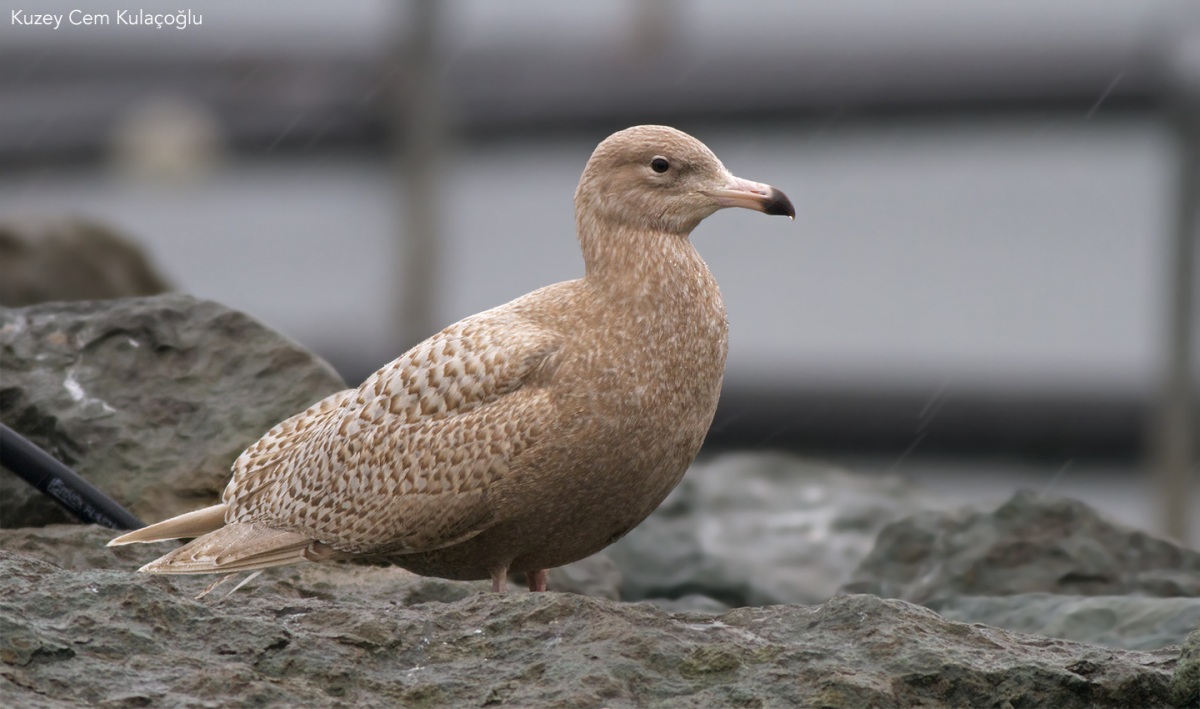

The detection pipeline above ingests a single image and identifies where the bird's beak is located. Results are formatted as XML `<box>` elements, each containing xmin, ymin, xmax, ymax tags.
<box><xmin>705</xmin><ymin>175</ymin><xmax>795</xmax><ymax>219</ymax></box>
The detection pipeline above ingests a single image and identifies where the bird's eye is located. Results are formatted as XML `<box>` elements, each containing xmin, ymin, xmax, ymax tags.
<box><xmin>650</xmin><ymin>157</ymin><xmax>670</xmax><ymax>173</ymax></box>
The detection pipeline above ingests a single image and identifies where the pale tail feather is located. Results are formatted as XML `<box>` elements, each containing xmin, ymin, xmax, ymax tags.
<box><xmin>107</xmin><ymin>504</ymin><xmax>228</xmax><ymax>546</ymax></box>
<box><xmin>137</xmin><ymin>522</ymin><xmax>340</xmax><ymax>575</ymax></box>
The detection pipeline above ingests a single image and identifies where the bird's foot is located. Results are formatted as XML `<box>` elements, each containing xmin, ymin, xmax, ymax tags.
<box><xmin>527</xmin><ymin>568</ymin><xmax>548</xmax><ymax>592</ymax></box>
<box><xmin>489</xmin><ymin>566</ymin><xmax>508</xmax><ymax>593</ymax></box>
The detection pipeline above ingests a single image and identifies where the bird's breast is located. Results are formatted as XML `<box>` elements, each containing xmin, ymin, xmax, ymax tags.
<box><xmin>548</xmin><ymin>266</ymin><xmax>729</xmax><ymax>475</ymax></box>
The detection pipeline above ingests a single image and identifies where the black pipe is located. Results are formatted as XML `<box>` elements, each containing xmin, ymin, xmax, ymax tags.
<box><xmin>0</xmin><ymin>423</ymin><xmax>144</xmax><ymax>530</ymax></box>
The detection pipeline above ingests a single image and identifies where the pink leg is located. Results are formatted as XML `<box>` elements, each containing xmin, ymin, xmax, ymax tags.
<box><xmin>489</xmin><ymin>566</ymin><xmax>508</xmax><ymax>593</ymax></box>
<box><xmin>527</xmin><ymin>568</ymin><xmax>548</xmax><ymax>592</ymax></box>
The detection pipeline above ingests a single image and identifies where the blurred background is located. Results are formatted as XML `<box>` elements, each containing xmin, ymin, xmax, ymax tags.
<box><xmin>0</xmin><ymin>1</ymin><xmax>1195</xmax><ymax>543</ymax></box>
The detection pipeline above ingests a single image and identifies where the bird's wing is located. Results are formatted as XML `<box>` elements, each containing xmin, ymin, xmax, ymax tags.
<box><xmin>220</xmin><ymin>311</ymin><xmax>563</xmax><ymax>555</ymax></box>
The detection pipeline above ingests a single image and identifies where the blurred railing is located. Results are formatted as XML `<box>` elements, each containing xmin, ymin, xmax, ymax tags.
<box><xmin>1158</xmin><ymin>10</ymin><xmax>1199</xmax><ymax>542</ymax></box>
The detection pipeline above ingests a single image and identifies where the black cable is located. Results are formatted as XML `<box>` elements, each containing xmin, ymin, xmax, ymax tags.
<box><xmin>0</xmin><ymin>423</ymin><xmax>144</xmax><ymax>530</ymax></box>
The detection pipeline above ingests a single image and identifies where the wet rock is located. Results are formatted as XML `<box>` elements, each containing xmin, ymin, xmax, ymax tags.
<box><xmin>0</xmin><ymin>294</ymin><xmax>346</xmax><ymax>527</ymax></box>
<box><xmin>0</xmin><ymin>524</ymin><xmax>167</xmax><ymax>572</ymax></box>
<box><xmin>0</xmin><ymin>218</ymin><xmax>171</xmax><ymax>307</ymax></box>
<box><xmin>0</xmin><ymin>524</ymin><xmax>618</xmax><ymax>604</ymax></box>
<box><xmin>1173</xmin><ymin>624</ymin><xmax>1200</xmax><ymax>707</ymax></box>
<box><xmin>927</xmin><ymin>594</ymin><xmax>1200</xmax><ymax>651</ymax></box>
<box><xmin>0</xmin><ymin>549</ymin><xmax>1175</xmax><ymax>708</ymax></box>
<box><xmin>607</xmin><ymin>452</ymin><xmax>936</xmax><ymax>606</ymax></box>
<box><xmin>843</xmin><ymin>489</ymin><xmax>1200</xmax><ymax>602</ymax></box>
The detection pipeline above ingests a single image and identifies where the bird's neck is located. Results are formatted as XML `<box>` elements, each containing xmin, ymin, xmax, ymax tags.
<box><xmin>576</xmin><ymin>221</ymin><xmax>727</xmax><ymax>355</ymax></box>
<box><xmin>579</xmin><ymin>221</ymin><xmax>705</xmax><ymax>293</ymax></box>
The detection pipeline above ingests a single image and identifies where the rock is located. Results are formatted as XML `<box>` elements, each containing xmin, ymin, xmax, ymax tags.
<box><xmin>842</xmin><ymin>491</ymin><xmax>1200</xmax><ymax>655</ymax></box>
<box><xmin>0</xmin><ymin>550</ymin><xmax>1175</xmax><ymax>708</ymax></box>
<box><xmin>0</xmin><ymin>524</ymin><xmax>617</xmax><ymax>605</ymax></box>
<box><xmin>1173</xmin><ymin>624</ymin><xmax>1200</xmax><ymax>707</ymax></box>
<box><xmin>0</xmin><ymin>219</ymin><xmax>171</xmax><ymax>306</ymax></box>
<box><xmin>0</xmin><ymin>524</ymin><xmax>168</xmax><ymax>572</ymax></box>
<box><xmin>927</xmin><ymin>594</ymin><xmax>1200</xmax><ymax>651</ymax></box>
<box><xmin>639</xmin><ymin>593</ymin><xmax>731</xmax><ymax>615</ymax></box>
<box><xmin>843</xmin><ymin>489</ymin><xmax>1200</xmax><ymax>603</ymax></box>
<box><xmin>0</xmin><ymin>294</ymin><xmax>346</xmax><ymax>527</ymax></box>
<box><xmin>606</xmin><ymin>452</ymin><xmax>937</xmax><ymax>606</ymax></box>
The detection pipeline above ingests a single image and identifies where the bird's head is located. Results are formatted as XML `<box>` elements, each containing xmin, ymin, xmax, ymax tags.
<box><xmin>575</xmin><ymin>125</ymin><xmax>794</xmax><ymax>238</ymax></box>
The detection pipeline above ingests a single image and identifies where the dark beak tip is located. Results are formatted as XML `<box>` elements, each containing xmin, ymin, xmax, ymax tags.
<box><xmin>765</xmin><ymin>187</ymin><xmax>795</xmax><ymax>219</ymax></box>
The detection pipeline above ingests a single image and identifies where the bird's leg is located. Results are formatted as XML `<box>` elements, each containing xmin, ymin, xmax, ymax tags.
<box><xmin>489</xmin><ymin>565</ymin><xmax>508</xmax><ymax>593</ymax></box>
<box><xmin>527</xmin><ymin>568</ymin><xmax>548</xmax><ymax>592</ymax></box>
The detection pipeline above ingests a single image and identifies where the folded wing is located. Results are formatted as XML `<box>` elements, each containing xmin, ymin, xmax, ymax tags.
<box><xmin>111</xmin><ymin>310</ymin><xmax>562</xmax><ymax>574</ymax></box>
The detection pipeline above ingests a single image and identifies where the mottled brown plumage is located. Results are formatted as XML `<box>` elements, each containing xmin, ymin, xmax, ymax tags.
<box><xmin>109</xmin><ymin>125</ymin><xmax>794</xmax><ymax>592</ymax></box>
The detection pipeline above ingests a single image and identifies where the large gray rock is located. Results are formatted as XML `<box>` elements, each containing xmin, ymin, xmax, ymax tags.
<box><xmin>843</xmin><ymin>489</ymin><xmax>1200</xmax><ymax>602</ymax></box>
<box><xmin>0</xmin><ymin>549</ymin><xmax>1176</xmax><ymax>708</ymax></box>
<box><xmin>841</xmin><ymin>490</ymin><xmax>1200</xmax><ymax>655</ymax></box>
<box><xmin>928</xmin><ymin>594</ymin><xmax>1200</xmax><ymax>651</ymax></box>
<box><xmin>0</xmin><ymin>294</ymin><xmax>347</xmax><ymax>527</ymax></box>
<box><xmin>607</xmin><ymin>452</ymin><xmax>936</xmax><ymax>606</ymax></box>
<box><xmin>0</xmin><ymin>218</ymin><xmax>171</xmax><ymax>306</ymax></box>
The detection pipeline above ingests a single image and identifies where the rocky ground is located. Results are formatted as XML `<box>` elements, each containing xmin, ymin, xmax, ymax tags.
<box><xmin>0</xmin><ymin>535</ymin><xmax>1180</xmax><ymax>708</ymax></box>
<box><xmin>2</xmin><ymin>295</ymin><xmax>1197</xmax><ymax>707</ymax></box>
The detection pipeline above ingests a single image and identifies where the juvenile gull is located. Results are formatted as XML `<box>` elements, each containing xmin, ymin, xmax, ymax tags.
<box><xmin>109</xmin><ymin>125</ymin><xmax>794</xmax><ymax>592</ymax></box>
